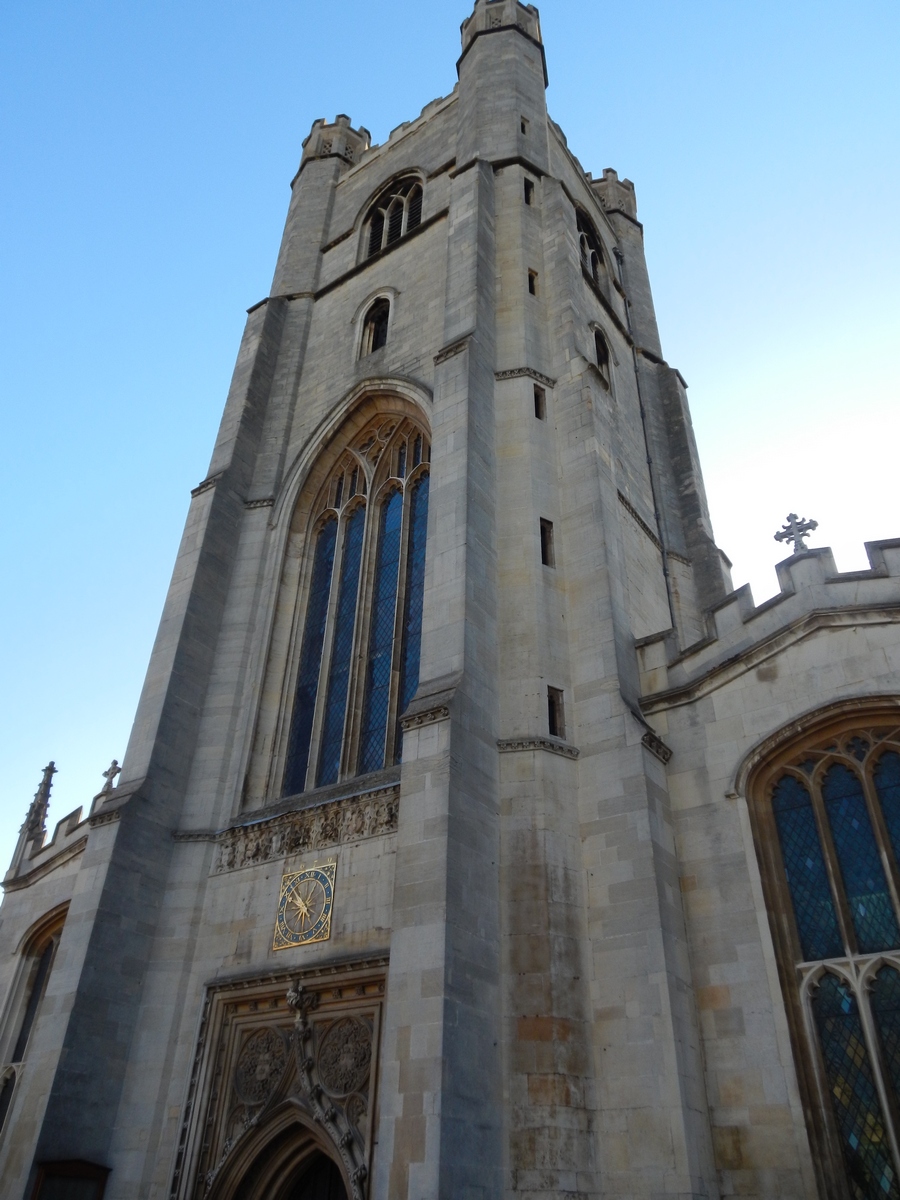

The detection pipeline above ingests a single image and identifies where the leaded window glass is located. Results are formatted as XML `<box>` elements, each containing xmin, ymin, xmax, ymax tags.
<box><xmin>282</xmin><ymin>416</ymin><xmax>430</xmax><ymax>796</ymax></box>
<box><xmin>760</xmin><ymin>723</ymin><xmax>900</xmax><ymax>1197</ymax></box>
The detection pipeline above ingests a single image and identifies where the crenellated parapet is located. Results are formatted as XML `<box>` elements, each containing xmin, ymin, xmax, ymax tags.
<box><xmin>461</xmin><ymin>0</ymin><xmax>543</xmax><ymax>53</ymax></box>
<box><xmin>638</xmin><ymin>539</ymin><xmax>900</xmax><ymax>705</ymax></box>
<box><xmin>591</xmin><ymin>167</ymin><xmax>638</xmax><ymax>220</ymax></box>
<box><xmin>299</xmin><ymin>114</ymin><xmax>371</xmax><ymax>171</ymax></box>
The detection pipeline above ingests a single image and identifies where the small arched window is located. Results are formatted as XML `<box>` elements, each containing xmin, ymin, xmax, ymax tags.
<box><xmin>361</xmin><ymin>298</ymin><xmax>390</xmax><ymax>356</ymax></box>
<box><xmin>755</xmin><ymin>722</ymin><xmax>900</xmax><ymax>1197</ymax></box>
<box><xmin>576</xmin><ymin>210</ymin><xmax>607</xmax><ymax>289</ymax></box>
<box><xmin>594</xmin><ymin>330</ymin><xmax>611</xmax><ymax>389</ymax></box>
<box><xmin>363</xmin><ymin>178</ymin><xmax>423</xmax><ymax>260</ymax></box>
<box><xmin>282</xmin><ymin>417</ymin><xmax>431</xmax><ymax>797</ymax></box>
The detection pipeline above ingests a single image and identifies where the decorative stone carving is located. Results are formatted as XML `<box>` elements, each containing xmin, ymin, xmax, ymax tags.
<box><xmin>233</xmin><ymin>1027</ymin><xmax>288</xmax><ymax>1107</ymax></box>
<box><xmin>433</xmin><ymin>335</ymin><xmax>471</xmax><ymax>365</ymax></box>
<box><xmin>399</xmin><ymin>704</ymin><xmax>450</xmax><ymax>731</ymax></box>
<box><xmin>317</xmin><ymin>1018</ymin><xmax>372</xmax><ymax>1097</ymax></box>
<box><xmin>641</xmin><ymin>730</ymin><xmax>673</xmax><ymax>765</ymax></box>
<box><xmin>494</xmin><ymin>367</ymin><xmax>557</xmax><ymax>388</ymax></box>
<box><xmin>215</xmin><ymin>788</ymin><xmax>399</xmax><ymax>874</ymax></box>
<box><xmin>496</xmin><ymin>737</ymin><xmax>580</xmax><ymax>760</ymax></box>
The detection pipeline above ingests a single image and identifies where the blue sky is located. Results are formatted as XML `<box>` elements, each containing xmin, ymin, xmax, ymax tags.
<box><xmin>1</xmin><ymin>0</ymin><xmax>898</xmax><ymax>866</ymax></box>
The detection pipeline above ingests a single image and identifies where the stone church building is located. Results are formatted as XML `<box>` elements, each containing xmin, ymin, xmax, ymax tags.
<box><xmin>3</xmin><ymin>2</ymin><xmax>900</xmax><ymax>1197</ymax></box>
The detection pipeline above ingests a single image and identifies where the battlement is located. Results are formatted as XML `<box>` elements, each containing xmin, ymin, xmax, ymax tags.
<box><xmin>3</xmin><ymin>805</ymin><xmax>88</xmax><ymax>890</ymax></box>
<box><xmin>591</xmin><ymin>168</ymin><xmax>638</xmax><ymax>220</ymax></box>
<box><xmin>638</xmin><ymin>540</ymin><xmax>900</xmax><ymax>704</ymax></box>
<box><xmin>300</xmin><ymin>115</ymin><xmax>371</xmax><ymax>171</ymax></box>
<box><xmin>461</xmin><ymin>0</ymin><xmax>543</xmax><ymax>54</ymax></box>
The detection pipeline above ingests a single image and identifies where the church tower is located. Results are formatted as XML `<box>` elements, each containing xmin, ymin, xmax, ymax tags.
<box><xmin>5</xmin><ymin>3</ymin><xmax>900</xmax><ymax>1198</ymax></box>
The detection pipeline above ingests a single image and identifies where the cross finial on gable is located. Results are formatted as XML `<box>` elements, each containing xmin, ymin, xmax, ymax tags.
<box><xmin>774</xmin><ymin>513</ymin><xmax>819</xmax><ymax>555</ymax></box>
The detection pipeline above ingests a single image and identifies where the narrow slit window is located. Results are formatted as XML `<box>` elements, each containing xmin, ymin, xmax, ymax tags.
<box><xmin>520</xmin><ymin>117</ymin><xmax>528</xmax><ymax>135</ymax></box>
<box><xmin>361</xmin><ymin>298</ymin><xmax>390</xmax><ymax>357</ymax></box>
<box><xmin>0</xmin><ymin>1071</ymin><xmax>15</xmax><ymax>1134</ymax></box>
<box><xmin>528</xmin><ymin>271</ymin><xmax>538</xmax><ymax>296</ymax></box>
<box><xmin>533</xmin><ymin>385</ymin><xmax>546</xmax><ymax>420</ymax></box>
<box><xmin>548</xmin><ymin>687</ymin><xmax>566</xmax><ymax>740</ymax></box>
<box><xmin>539</xmin><ymin>518</ymin><xmax>555</xmax><ymax>567</ymax></box>
<box><xmin>524</xmin><ymin>178</ymin><xmax>535</xmax><ymax>206</ymax></box>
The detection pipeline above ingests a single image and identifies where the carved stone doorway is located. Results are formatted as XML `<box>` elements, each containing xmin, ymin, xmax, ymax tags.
<box><xmin>287</xmin><ymin>1153</ymin><xmax>348</xmax><ymax>1200</ymax></box>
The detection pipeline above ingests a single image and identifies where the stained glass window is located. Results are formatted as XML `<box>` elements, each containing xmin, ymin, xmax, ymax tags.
<box><xmin>822</xmin><ymin>764</ymin><xmax>900</xmax><ymax>953</ymax></box>
<box><xmin>283</xmin><ymin>518</ymin><xmax>337</xmax><ymax>796</ymax></box>
<box><xmin>872</xmin><ymin>966</ymin><xmax>900</xmax><ymax>1103</ymax></box>
<box><xmin>358</xmin><ymin>490</ymin><xmax>403</xmax><ymax>774</ymax></box>
<box><xmin>812</xmin><ymin>974</ymin><xmax>898</xmax><ymax>1199</ymax></box>
<box><xmin>763</xmin><ymin>726</ymin><xmax>900</xmax><ymax>1196</ymax></box>
<box><xmin>875</xmin><ymin>752</ymin><xmax>900</xmax><ymax>867</ymax></box>
<box><xmin>317</xmin><ymin>505</ymin><xmax>366</xmax><ymax>787</ymax></box>
<box><xmin>280</xmin><ymin>418</ymin><xmax>429</xmax><ymax>797</ymax></box>
<box><xmin>395</xmin><ymin>473</ymin><xmax>429</xmax><ymax>763</ymax></box>
<box><xmin>772</xmin><ymin>774</ymin><xmax>843</xmax><ymax>961</ymax></box>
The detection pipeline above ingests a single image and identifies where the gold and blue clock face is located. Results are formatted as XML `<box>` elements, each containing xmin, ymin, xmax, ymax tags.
<box><xmin>273</xmin><ymin>862</ymin><xmax>336</xmax><ymax>951</ymax></box>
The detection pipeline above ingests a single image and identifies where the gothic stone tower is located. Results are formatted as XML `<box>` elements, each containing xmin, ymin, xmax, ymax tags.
<box><xmin>5</xmin><ymin>3</ymin><xmax>900</xmax><ymax>1199</ymax></box>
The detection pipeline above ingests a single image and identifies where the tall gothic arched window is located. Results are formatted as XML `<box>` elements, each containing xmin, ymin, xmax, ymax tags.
<box><xmin>364</xmin><ymin>177</ymin><xmax>423</xmax><ymax>260</ymax></box>
<box><xmin>0</xmin><ymin>911</ymin><xmax>65</xmax><ymax>1137</ymax></box>
<box><xmin>576</xmin><ymin>210</ymin><xmax>607</xmax><ymax>290</ymax></box>
<box><xmin>754</xmin><ymin>721</ymin><xmax>900</xmax><ymax>1198</ymax></box>
<box><xmin>281</xmin><ymin>417</ymin><xmax>430</xmax><ymax>797</ymax></box>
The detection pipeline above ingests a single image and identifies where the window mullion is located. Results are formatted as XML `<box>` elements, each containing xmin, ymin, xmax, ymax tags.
<box><xmin>865</xmin><ymin>763</ymin><xmax>900</xmax><ymax>930</ymax></box>
<box><xmin>811</xmin><ymin>767</ymin><xmax>859</xmax><ymax>957</ymax></box>
<box><xmin>858</xmin><ymin>963</ymin><xmax>900</xmax><ymax>1178</ymax></box>
<box><xmin>385</xmin><ymin>479</ymin><xmax>414</xmax><ymax>767</ymax></box>
<box><xmin>343</xmin><ymin>498</ymin><xmax>379</xmax><ymax>780</ymax></box>
<box><xmin>305</xmin><ymin>516</ymin><xmax>348</xmax><ymax>791</ymax></box>
<box><xmin>800</xmin><ymin>967</ymin><xmax>856</xmax><ymax>1188</ymax></box>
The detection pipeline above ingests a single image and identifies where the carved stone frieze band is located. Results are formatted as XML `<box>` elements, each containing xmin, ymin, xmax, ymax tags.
<box><xmin>215</xmin><ymin>788</ymin><xmax>399</xmax><ymax>874</ymax></box>
<box><xmin>245</xmin><ymin>497</ymin><xmax>275</xmax><ymax>510</ymax></box>
<box><xmin>641</xmin><ymin>730</ymin><xmax>674</xmax><ymax>765</ymax></box>
<box><xmin>399</xmin><ymin>704</ymin><xmax>450</xmax><ymax>732</ymax></box>
<box><xmin>497</xmin><ymin>737</ymin><xmax>580</xmax><ymax>760</ymax></box>
<box><xmin>433</xmin><ymin>335</ymin><xmax>472</xmax><ymax>365</ymax></box>
<box><xmin>192</xmin><ymin>472</ymin><xmax>224</xmax><ymax>498</ymax></box>
<box><xmin>494</xmin><ymin>367</ymin><xmax>557</xmax><ymax>388</ymax></box>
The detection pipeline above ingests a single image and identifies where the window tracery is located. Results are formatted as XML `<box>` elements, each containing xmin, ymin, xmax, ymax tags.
<box><xmin>0</xmin><ymin>911</ymin><xmax>65</xmax><ymax>1137</ymax></box>
<box><xmin>576</xmin><ymin>210</ymin><xmax>607</xmax><ymax>290</ymax></box>
<box><xmin>757</xmin><ymin>723</ymin><xmax>900</xmax><ymax>1198</ymax></box>
<box><xmin>281</xmin><ymin>417</ymin><xmax>430</xmax><ymax>798</ymax></box>
<box><xmin>363</xmin><ymin>178</ymin><xmax>423</xmax><ymax>260</ymax></box>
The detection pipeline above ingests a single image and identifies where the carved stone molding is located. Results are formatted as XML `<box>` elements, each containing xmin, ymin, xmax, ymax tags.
<box><xmin>192</xmin><ymin>472</ymin><xmax>224</xmax><ymax>498</ymax></box>
<box><xmin>433</xmin><ymin>335</ymin><xmax>471</xmax><ymax>365</ymax></box>
<box><xmin>215</xmin><ymin>788</ymin><xmax>399</xmax><ymax>874</ymax></box>
<box><xmin>245</xmin><ymin>497</ymin><xmax>275</xmax><ymax>510</ymax></box>
<box><xmin>170</xmin><ymin>963</ymin><xmax>385</xmax><ymax>1200</ymax></box>
<box><xmin>494</xmin><ymin>367</ymin><xmax>557</xmax><ymax>388</ymax></box>
<box><xmin>641</xmin><ymin>730</ymin><xmax>673</xmax><ymax>765</ymax></box>
<box><xmin>399</xmin><ymin>704</ymin><xmax>450</xmax><ymax>731</ymax></box>
<box><xmin>497</xmin><ymin>737</ymin><xmax>580</xmax><ymax>760</ymax></box>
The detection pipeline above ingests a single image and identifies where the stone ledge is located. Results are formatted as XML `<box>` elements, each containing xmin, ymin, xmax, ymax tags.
<box><xmin>497</xmin><ymin>737</ymin><xmax>579</xmax><ymax>760</ymax></box>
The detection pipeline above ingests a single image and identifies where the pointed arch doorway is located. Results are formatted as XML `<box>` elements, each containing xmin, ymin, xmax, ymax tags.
<box><xmin>220</xmin><ymin>1114</ymin><xmax>353</xmax><ymax>1200</ymax></box>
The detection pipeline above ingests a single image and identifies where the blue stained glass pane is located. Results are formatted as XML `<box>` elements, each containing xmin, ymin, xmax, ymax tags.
<box><xmin>773</xmin><ymin>775</ymin><xmax>843</xmax><ymax>961</ymax></box>
<box><xmin>874</xmin><ymin>752</ymin><xmax>900</xmax><ymax>869</ymax></box>
<box><xmin>316</xmin><ymin>506</ymin><xmax>366</xmax><ymax>787</ymax></box>
<box><xmin>394</xmin><ymin>473</ymin><xmax>429</xmax><ymax>764</ymax></box>
<box><xmin>283</xmin><ymin>518</ymin><xmax>337</xmax><ymax>796</ymax></box>
<box><xmin>823</xmin><ymin>764</ymin><xmax>900</xmax><ymax>953</ymax></box>
<box><xmin>813</xmin><ymin>974</ymin><xmax>899</xmax><ymax>1200</ymax></box>
<box><xmin>872</xmin><ymin>966</ymin><xmax>900</xmax><ymax>1105</ymax></box>
<box><xmin>358</xmin><ymin>491</ymin><xmax>403</xmax><ymax>774</ymax></box>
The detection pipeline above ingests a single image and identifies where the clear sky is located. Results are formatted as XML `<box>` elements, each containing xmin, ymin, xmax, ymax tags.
<box><xmin>1</xmin><ymin>0</ymin><xmax>898</xmax><ymax>868</ymax></box>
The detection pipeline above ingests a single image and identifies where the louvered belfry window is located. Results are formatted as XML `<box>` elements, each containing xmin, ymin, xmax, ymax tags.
<box><xmin>282</xmin><ymin>418</ymin><xmax>430</xmax><ymax>797</ymax></box>
<box><xmin>363</xmin><ymin>178</ymin><xmax>423</xmax><ymax>259</ymax></box>
<box><xmin>763</xmin><ymin>726</ymin><xmax>900</xmax><ymax>1198</ymax></box>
